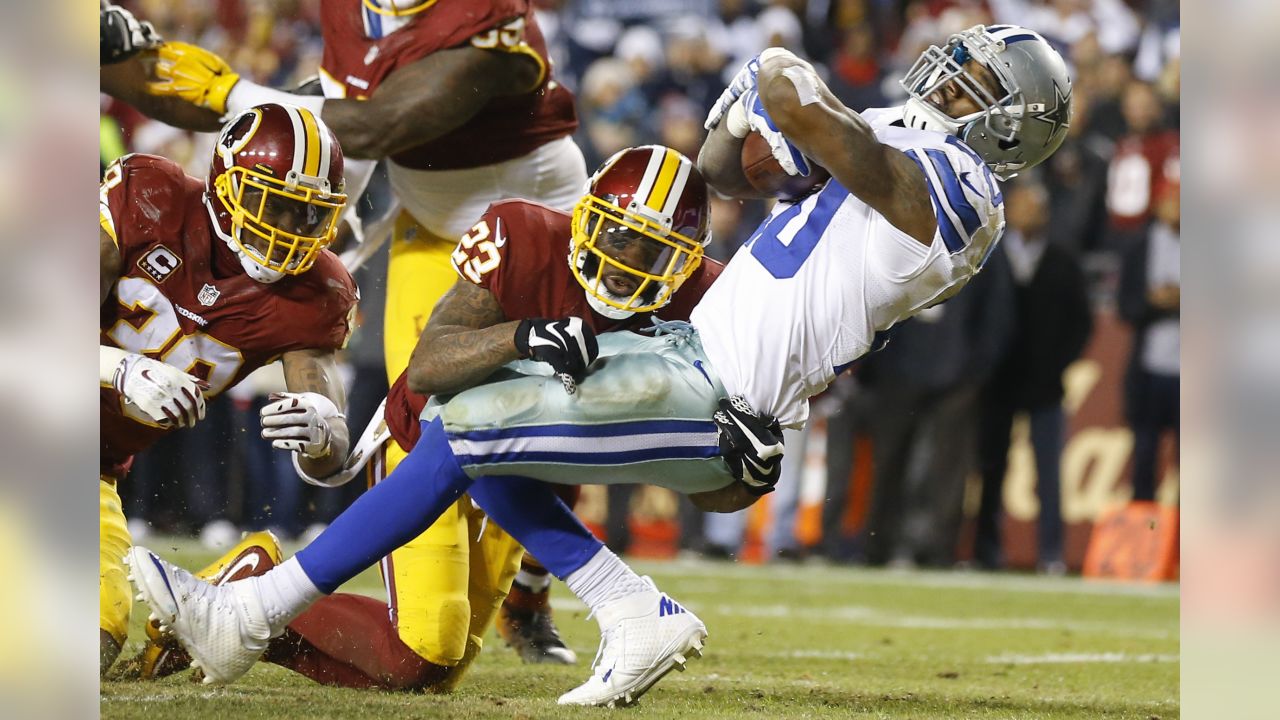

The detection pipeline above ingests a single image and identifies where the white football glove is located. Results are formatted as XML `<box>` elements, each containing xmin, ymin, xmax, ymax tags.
<box><xmin>260</xmin><ymin>392</ymin><xmax>344</xmax><ymax>458</ymax></box>
<box><xmin>705</xmin><ymin>55</ymin><xmax>762</xmax><ymax>132</ymax></box>
<box><xmin>741</xmin><ymin>88</ymin><xmax>812</xmax><ymax>177</ymax></box>
<box><xmin>704</xmin><ymin>48</ymin><xmax>797</xmax><ymax>132</ymax></box>
<box><xmin>110</xmin><ymin>351</ymin><xmax>207</xmax><ymax>428</ymax></box>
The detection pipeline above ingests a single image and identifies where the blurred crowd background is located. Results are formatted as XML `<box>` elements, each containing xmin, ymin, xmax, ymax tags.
<box><xmin>103</xmin><ymin>0</ymin><xmax>1180</xmax><ymax>574</ymax></box>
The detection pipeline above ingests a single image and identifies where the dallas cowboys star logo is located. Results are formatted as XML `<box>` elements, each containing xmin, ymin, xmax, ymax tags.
<box><xmin>1031</xmin><ymin>81</ymin><xmax>1072</xmax><ymax>142</ymax></box>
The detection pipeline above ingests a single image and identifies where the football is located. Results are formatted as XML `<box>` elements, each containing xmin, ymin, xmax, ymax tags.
<box><xmin>741</xmin><ymin>131</ymin><xmax>831</xmax><ymax>201</ymax></box>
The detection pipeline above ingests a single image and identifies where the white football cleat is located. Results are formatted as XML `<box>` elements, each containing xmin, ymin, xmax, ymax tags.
<box><xmin>124</xmin><ymin>546</ymin><xmax>272</xmax><ymax>685</ymax></box>
<box><xmin>557</xmin><ymin>579</ymin><xmax>707</xmax><ymax>707</ymax></box>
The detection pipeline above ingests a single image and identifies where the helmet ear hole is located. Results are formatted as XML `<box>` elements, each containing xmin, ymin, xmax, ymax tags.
<box><xmin>998</xmin><ymin>138</ymin><xmax>1020</xmax><ymax>151</ymax></box>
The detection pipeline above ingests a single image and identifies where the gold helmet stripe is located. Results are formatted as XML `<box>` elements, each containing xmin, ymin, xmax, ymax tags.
<box><xmin>297</xmin><ymin>107</ymin><xmax>323</xmax><ymax>178</ymax></box>
<box><xmin>644</xmin><ymin>148</ymin><xmax>683</xmax><ymax>214</ymax></box>
<box><xmin>631</xmin><ymin>147</ymin><xmax>667</xmax><ymax>212</ymax></box>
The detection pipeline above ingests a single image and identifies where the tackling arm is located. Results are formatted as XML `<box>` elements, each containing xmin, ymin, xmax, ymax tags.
<box><xmin>321</xmin><ymin>46</ymin><xmax>542</xmax><ymax>159</ymax></box>
<box><xmin>279</xmin><ymin>349</ymin><xmax>351</xmax><ymax>479</ymax></box>
<box><xmin>407</xmin><ymin>280</ymin><xmax>520</xmax><ymax>396</ymax></box>
<box><xmin>755</xmin><ymin>52</ymin><xmax>937</xmax><ymax>245</ymax></box>
<box><xmin>101</xmin><ymin>53</ymin><xmax>224</xmax><ymax>133</ymax></box>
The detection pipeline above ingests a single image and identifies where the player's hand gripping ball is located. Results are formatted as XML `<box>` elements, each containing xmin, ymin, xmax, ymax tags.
<box><xmin>714</xmin><ymin>396</ymin><xmax>785</xmax><ymax>495</ymax></box>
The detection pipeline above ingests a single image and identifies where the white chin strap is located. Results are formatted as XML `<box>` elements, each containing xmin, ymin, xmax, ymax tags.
<box><xmin>236</xmin><ymin>251</ymin><xmax>286</xmax><ymax>284</ymax></box>
<box><xmin>902</xmin><ymin>97</ymin><xmax>963</xmax><ymax>136</ymax></box>
<box><xmin>584</xmin><ymin>287</ymin><xmax>637</xmax><ymax>320</ymax></box>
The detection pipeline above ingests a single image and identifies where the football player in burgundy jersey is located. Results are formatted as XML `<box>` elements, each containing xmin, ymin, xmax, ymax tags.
<box><xmin>132</xmin><ymin>0</ymin><xmax>591</xmax><ymax>668</ymax></box>
<box><xmin>130</xmin><ymin>146</ymin><xmax>784</xmax><ymax>707</ymax></box>
<box><xmin>135</xmin><ymin>147</ymin><xmax>733</xmax><ymax>693</ymax></box>
<box><xmin>98</xmin><ymin>103</ymin><xmax>358</xmax><ymax>674</ymax></box>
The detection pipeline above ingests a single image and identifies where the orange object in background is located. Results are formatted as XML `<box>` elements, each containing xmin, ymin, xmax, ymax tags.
<box><xmin>1083</xmin><ymin>501</ymin><xmax>1180</xmax><ymax>582</ymax></box>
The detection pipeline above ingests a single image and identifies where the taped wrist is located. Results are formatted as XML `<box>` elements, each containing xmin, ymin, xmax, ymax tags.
<box><xmin>99</xmin><ymin>346</ymin><xmax>132</xmax><ymax>384</ymax></box>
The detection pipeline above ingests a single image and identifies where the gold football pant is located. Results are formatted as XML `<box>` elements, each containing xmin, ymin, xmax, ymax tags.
<box><xmin>379</xmin><ymin>211</ymin><xmax>527</xmax><ymax>676</ymax></box>
<box><xmin>99</xmin><ymin>477</ymin><xmax>133</xmax><ymax>672</ymax></box>
<box><xmin>377</xmin><ymin>443</ymin><xmax>524</xmax><ymax>674</ymax></box>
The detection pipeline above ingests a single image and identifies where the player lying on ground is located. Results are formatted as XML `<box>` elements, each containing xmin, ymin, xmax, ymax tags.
<box><xmin>138</xmin><ymin>146</ymin><xmax>744</xmax><ymax>691</ymax></box>
<box><xmin>138</xmin><ymin>0</ymin><xmax>590</xmax><ymax>664</ymax></box>
<box><xmin>99</xmin><ymin>103</ymin><xmax>358</xmax><ymax>674</ymax></box>
<box><xmin>129</xmin><ymin>143</ymin><xmax>782</xmax><ymax>707</ymax></box>
<box><xmin>127</xmin><ymin>23</ymin><xmax>1072</xmax><ymax>706</ymax></box>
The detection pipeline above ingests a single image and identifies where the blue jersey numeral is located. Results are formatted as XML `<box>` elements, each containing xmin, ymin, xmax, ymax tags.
<box><xmin>746</xmin><ymin>183</ymin><xmax>843</xmax><ymax>279</ymax></box>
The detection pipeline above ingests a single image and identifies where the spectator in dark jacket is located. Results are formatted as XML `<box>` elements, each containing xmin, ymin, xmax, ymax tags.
<box><xmin>860</xmin><ymin>248</ymin><xmax>1016</xmax><ymax>568</ymax></box>
<box><xmin>1118</xmin><ymin>179</ymin><xmax>1180</xmax><ymax>502</ymax></box>
<box><xmin>975</xmin><ymin>176</ymin><xmax>1094</xmax><ymax>573</ymax></box>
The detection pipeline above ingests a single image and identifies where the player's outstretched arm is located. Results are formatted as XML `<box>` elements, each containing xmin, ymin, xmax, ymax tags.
<box><xmin>101</xmin><ymin>53</ymin><xmax>224</xmax><ymax>133</ymax></box>
<box><xmin>323</xmin><ymin>46</ymin><xmax>542</xmax><ymax>160</ymax></box>
<box><xmin>149</xmin><ymin>39</ymin><xmax>542</xmax><ymax>160</ymax></box>
<box><xmin>407</xmin><ymin>280</ymin><xmax>521</xmax><ymax>396</ymax></box>
<box><xmin>755</xmin><ymin>51</ymin><xmax>937</xmax><ymax>246</ymax></box>
<box><xmin>270</xmin><ymin>350</ymin><xmax>352</xmax><ymax>479</ymax></box>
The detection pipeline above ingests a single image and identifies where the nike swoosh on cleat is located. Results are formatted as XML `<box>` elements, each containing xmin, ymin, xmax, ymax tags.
<box><xmin>216</xmin><ymin>553</ymin><xmax>261</xmax><ymax>585</ymax></box>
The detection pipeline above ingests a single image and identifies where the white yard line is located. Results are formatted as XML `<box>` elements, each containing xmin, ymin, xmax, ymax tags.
<box><xmin>985</xmin><ymin>652</ymin><xmax>1179</xmax><ymax>664</ymax></box>
<box><xmin>548</xmin><ymin>597</ymin><xmax>1173</xmax><ymax>639</ymax></box>
<box><xmin>632</xmin><ymin>558</ymin><xmax>1180</xmax><ymax>599</ymax></box>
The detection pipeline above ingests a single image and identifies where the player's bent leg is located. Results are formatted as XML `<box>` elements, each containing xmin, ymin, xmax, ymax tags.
<box><xmin>268</xmin><ymin>593</ymin><xmax>453</xmax><ymax>691</ymax></box>
<box><xmin>468</xmin><ymin>474</ymin><xmax>706</xmax><ymax>706</ymax></box>
<box><xmin>136</xmin><ymin>531</ymin><xmax>283</xmax><ymax>679</ymax></box>
<box><xmin>383</xmin><ymin>211</ymin><xmax>462</xmax><ymax>383</ymax></box>
<box><xmin>385</xmin><ymin>497</ymin><xmax>474</xmax><ymax>667</ymax></box>
<box><xmin>378</xmin><ymin>441</ymin><xmax>475</xmax><ymax>669</ymax></box>
<box><xmin>99</xmin><ymin>478</ymin><xmax>133</xmax><ymax>675</ymax></box>
<box><xmin>433</xmin><ymin>330</ymin><xmax>736</xmax><ymax>493</ymax></box>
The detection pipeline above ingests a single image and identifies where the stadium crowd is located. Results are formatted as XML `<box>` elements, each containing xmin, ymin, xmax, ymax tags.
<box><xmin>104</xmin><ymin>0</ymin><xmax>1179</xmax><ymax>572</ymax></box>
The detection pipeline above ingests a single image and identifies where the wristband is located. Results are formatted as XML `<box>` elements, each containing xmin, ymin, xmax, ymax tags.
<box><xmin>226</xmin><ymin>80</ymin><xmax>327</xmax><ymax>120</ymax></box>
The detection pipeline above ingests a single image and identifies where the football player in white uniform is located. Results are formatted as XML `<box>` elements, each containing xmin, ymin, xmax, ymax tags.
<box><xmin>126</xmin><ymin>24</ymin><xmax>1072</xmax><ymax>707</ymax></box>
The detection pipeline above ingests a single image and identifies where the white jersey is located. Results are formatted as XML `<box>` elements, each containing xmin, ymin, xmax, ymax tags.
<box><xmin>691</xmin><ymin>106</ymin><xmax>1006</xmax><ymax>427</ymax></box>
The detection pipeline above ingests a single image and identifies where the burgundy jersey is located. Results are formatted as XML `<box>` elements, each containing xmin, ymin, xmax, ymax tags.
<box><xmin>100</xmin><ymin>154</ymin><xmax>358</xmax><ymax>478</ymax></box>
<box><xmin>384</xmin><ymin>199</ymin><xmax>723</xmax><ymax>450</ymax></box>
<box><xmin>318</xmin><ymin>0</ymin><xmax>576</xmax><ymax>171</ymax></box>
<box><xmin>1106</xmin><ymin>129</ymin><xmax>1180</xmax><ymax>233</ymax></box>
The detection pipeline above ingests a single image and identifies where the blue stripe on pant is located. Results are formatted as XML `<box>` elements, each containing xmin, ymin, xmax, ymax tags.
<box><xmin>429</xmin><ymin>329</ymin><xmax>738</xmax><ymax>494</ymax></box>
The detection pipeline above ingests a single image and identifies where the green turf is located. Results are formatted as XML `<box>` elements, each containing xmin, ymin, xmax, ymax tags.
<box><xmin>102</xmin><ymin>537</ymin><xmax>1179</xmax><ymax>719</ymax></box>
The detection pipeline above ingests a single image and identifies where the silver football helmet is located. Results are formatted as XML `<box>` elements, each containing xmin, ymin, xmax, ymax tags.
<box><xmin>901</xmin><ymin>24</ymin><xmax>1073</xmax><ymax>179</ymax></box>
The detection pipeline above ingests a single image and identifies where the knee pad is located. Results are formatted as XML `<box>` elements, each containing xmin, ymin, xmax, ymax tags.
<box><xmin>385</xmin><ymin>498</ymin><xmax>472</xmax><ymax>666</ymax></box>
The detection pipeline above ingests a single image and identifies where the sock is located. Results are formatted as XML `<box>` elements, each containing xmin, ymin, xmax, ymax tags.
<box><xmin>564</xmin><ymin>546</ymin><xmax>653</xmax><ymax>616</ymax></box>
<box><xmin>296</xmin><ymin>418</ymin><xmax>472</xmax><ymax>593</ymax></box>
<box><xmin>467</xmin><ymin>474</ymin><xmax>602</xmax><ymax>579</ymax></box>
<box><xmin>242</xmin><ymin>557</ymin><xmax>323</xmax><ymax>637</ymax></box>
<box><xmin>265</xmin><ymin>593</ymin><xmax>449</xmax><ymax>691</ymax></box>
<box><xmin>514</xmin><ymin>565</ymin><xmax>552</xmax><ymax>594</ymax></box>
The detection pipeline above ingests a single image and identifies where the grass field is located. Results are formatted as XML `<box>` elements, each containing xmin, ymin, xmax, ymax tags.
<box><xmin>102</xmin><ymin>537</ymin><xmax>1178</xmax><ymax>719</ymax></box>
